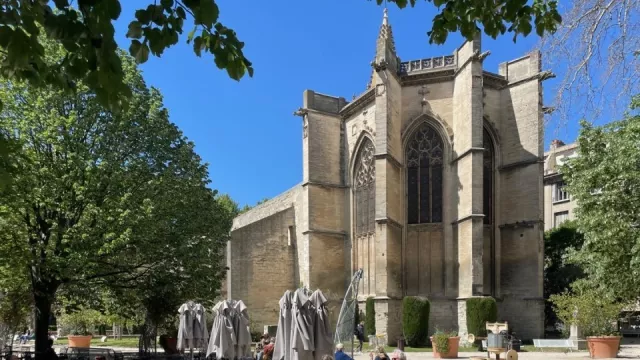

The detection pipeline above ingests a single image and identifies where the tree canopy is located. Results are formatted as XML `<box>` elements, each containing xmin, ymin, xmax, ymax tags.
<box><xmin>543</xmin><ymin>220</ymin><xmax>585</xmax><ymax>327</ymax></box>
<box><xmin>0</xmin><ymin>0</ymin><xmax>562</xmax><ymax>111</ymax></box>
<box><xmin>0</xmin><ymin>42</ymin><xmax>234</xmax><ymax>357</ymax></box>
<box><xmin>383</xmin><ymin>0</ymin><xmax>562</xmax><ymax>44</ymax></box>
<box><xmin>562</xmin><ymin>94</ymin><xmax>640</xmax><ymax>302</ymax></box>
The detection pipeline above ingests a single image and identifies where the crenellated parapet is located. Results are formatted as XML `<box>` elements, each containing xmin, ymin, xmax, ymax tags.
<box><xmin>399</xmin><ymin>55</ymin><xmax>457</xmax><ymax>74</ymax></box>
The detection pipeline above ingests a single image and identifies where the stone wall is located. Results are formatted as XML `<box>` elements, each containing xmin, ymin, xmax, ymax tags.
<box><xmin>229</xmin><ymin>194</ymin><xmax>299</xmax><ymax>332</ymax></box>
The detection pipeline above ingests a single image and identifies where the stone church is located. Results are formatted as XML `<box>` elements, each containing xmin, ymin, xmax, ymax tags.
<box><xmin>225</xmin><ymin>10</ymin><xmax>548</xmax><ymax>342</ymax></box>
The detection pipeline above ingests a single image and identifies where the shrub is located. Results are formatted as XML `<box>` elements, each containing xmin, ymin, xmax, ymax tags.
<box><xmin>432</xmin><ymin>329</ymin><xmax>458</xmax><ymax>354</ymax></box>
<box><xmin>402</xmin><ymin>296</ymin><xmax>430</xmax><ymax>347</ymax></box>
<box><xmin>365</xmin><ymin>297</ymin><xmax>375</xmax><ymax>336</ymax></box>
<box><xmin>466</xmin><ymin>297</ymin><xmax>497</xmax><ymax>337</ymax></box>
<box><xmin>551</xmin><ymin>289</ymin><xmax>623</xmax><ymax>337</ymax></box>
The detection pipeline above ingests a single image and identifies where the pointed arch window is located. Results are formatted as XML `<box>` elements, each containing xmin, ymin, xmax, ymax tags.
<box><xmin>354</xmin><ymin>139</ymin><xmax>376</xmax><ymax>235</ymax></box>
<box><xmin>483</xmin><ymin>129</ymin><xmax>494</xmax><ymax>224</ymax></box>
<box><xmin>406</xmin><ymin>124</ymin><xmax>444</xmax><ymax>224</ymax></box>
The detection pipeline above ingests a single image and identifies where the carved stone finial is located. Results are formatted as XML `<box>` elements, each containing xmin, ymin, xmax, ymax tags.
<box><xmin>382</xmin><ymin>8</ymin><xmax>388</xmax><ymax>26</ymax></box>
<box><xmin>539</xmin><ymin>70</ymin><xmax>556</xmax><ymax>81</ymax></box>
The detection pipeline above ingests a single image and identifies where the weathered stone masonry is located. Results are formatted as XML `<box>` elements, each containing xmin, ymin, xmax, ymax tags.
<box><xmin>226</xmin><ymin>10</ymin><xmax>549</xmax><ymax>342</ymax></box>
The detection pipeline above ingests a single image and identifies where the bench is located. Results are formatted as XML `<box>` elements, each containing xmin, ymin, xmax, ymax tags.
<box><xmin>60</xmin><ymin>347</ymin><xmax>122</xmax><ymax>360</ymax></box>
<box><xmin>532</xmin><ymin>339</ymin><xmax>575</xmax><ymax>351</ymax></box>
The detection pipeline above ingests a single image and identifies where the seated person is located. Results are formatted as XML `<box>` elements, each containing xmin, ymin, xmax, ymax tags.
<box><xmin>334</xmin><ymin>343</ymin><xmax>353</xmax><ymax>360</ymax></box>
<box><xmin>262</xmin><ymin>340</ymin><xmax>275</xmax><ymax>360</ymax></box>
<box><xmin>390</xmin><ymin>350</ymin><xmax>406</xmax><ymax>360</ymax></box>
<box><xmin>369</xmin><ymin>346</ymin><xmax>387</xmax><ymax>360</ymax></box>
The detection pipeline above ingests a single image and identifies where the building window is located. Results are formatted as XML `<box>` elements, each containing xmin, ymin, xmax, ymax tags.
<box><xmin>554</xmin><ymin>211</ymin><xmax>569</xmax><ymax>227</ymax></box>
<box><xmin>406</xmin><ymin>123</ymin><xmax>443</xmax><ymax>224</ymax></box>
<box><xmin>483</xmin><ymin>129</ymin><xmax>494</xmax><ymax>225</ymax></box>
<box><xmin>554</xmin><ymin>181</ymin><xmax>569</xmax><ymax>202</ymax></box>
<box><xmin>354</xmin><ymin>138</ymin><xmax>376</xmax><ymax>235</ymax></box>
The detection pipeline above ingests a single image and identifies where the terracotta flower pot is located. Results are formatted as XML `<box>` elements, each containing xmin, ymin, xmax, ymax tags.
<box><xmin>68</xmin><ymin>335</ymin><xmax>92</xmax><ymax>348</ymax></box>
<box><xmin>430</xmin><ymin>336</ymin><xmax>460</xmax><ymax>359</ymax></box>
<box><xmin>163</xmin><ymin>337</ymin><xmax>179</xmax><ymax>354</ymax></box>
<box><xmin>587</xmin><ymin>336</ymin><xmax>621</xmax><ymax>359</ymax></box>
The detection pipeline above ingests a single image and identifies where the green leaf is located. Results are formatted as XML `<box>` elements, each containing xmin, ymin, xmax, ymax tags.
<box><xmin>105</xmin><ymin>0</ymin><xmax>122</xmax><ymax>20</ymax></box>
<box><xmin>197</xmin><ymin>0</ymin><xmax>219</xmax><ymax>27</ymax></box>
<box><xmin>193</xmin><ymin>36</ymin><xmax>203</xmax><ymax>56</ymax></box>
<box><xmin>187</xmin><ymin>28</ymin><xmax>196</xmax><ymax>43</ymax></box>
<box><xmin>161</xmin><ymin>0</ymin><xmax>174</xmax><ymax>9</ymax></box>
<box><xmin>126</xmin><ymin>21</ymin><xmax>143</xmax><ymax>39</ymax></box>
<box><xmin>135</xmin><ymin>8</ymin><xmax>152</xmax><ymax>24</ymax></box>
<box><xmin>53</xmin><ymin>0</ymin><xmax>70</xmax><ymax>9</ymax></box>
<box><xmin>129</xmin><ymin>40</ymin><xmax>149</xmax><ymax>63</ymax></box>
<box><xmin>176</xmin><ymin>6</ymin><xmax>187</xmax><ymax>19</ymax></box>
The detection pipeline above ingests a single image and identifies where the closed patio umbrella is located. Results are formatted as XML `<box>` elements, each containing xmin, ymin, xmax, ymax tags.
<box><xmin>291</xmin><ymin>289</ymin><xmax>314</xmax><ymax>360</ymax></box>
<box><xmin>310</xmin><ymin>290</ymin><xmax>332</xmax><ymax>360</ymax></box>
<box><xmin>273</xmin><ymin>290</ymin><xmax>293</xmax><ymax>360</ymax></box>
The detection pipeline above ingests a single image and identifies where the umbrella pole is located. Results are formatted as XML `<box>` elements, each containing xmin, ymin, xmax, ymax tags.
<box><xmin>351</xmin><ymin>333</ymin><xmax>354</xmax><ymax>359</ymax></box>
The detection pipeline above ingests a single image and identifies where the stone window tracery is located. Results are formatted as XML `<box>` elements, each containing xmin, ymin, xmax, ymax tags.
<box><xmin>406</xmin><ymin>124</ymin><xmax>443</xmax><ymax>224</ymax></box>
<box><xmin>354</xmin><ymin>139</ymin><xmax>376</xmax><ymax>235</ymax></box>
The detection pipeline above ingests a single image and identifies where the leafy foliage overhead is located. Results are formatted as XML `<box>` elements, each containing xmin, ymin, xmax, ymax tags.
<box><xmin>380</xmin><ymin>0</ymin><xmax>562</xmax><ymax>44</ymax></box>
<box><xmin>0</xmin><ymin>0</ymin><xmax>253</xmax><ymax>110</ymax></box>
<box><xmin>0</xmin><ymin>0</ymin><xmax>563</xmax><ymax>113</ymax></box>
<box><xmin>562</xmin><ymin>95</ymin><xmax>640</xmax><ymax>302</ymax></box>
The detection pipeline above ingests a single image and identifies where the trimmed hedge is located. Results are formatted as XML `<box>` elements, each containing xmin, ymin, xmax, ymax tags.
<box><xmin>365</xmin><ymin>297</ymin><xmax>376</xmax><ymax>336</ymax></box>
<box><xmin>466</xmin><ymin>297</ymin><xmax>498</xmax><ymax>337</ymax></box>
<box><xmin>402</xmin><ymin>296</ymin><xmax>430</xmax><ymax>347</ymax></box>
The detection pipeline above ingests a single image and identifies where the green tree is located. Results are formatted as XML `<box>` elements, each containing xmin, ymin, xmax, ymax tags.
<box><xmin>0</xmin><ymin>0</ymin><xmax>253</xmax><ymax>111</ymax></box>
<box><xmin>562</xmin><ymin>95</ymin><xmax>640</xmax><ymax>302</ymax></box>
<box><xmin>543</xmin><ymin>220</ymin><xmax>585</xmax><ymax>328</ymax></box>
<box><xmin>0</xmin><ymin>44</ymin><xmax>233</xmax><ymax>358</ymax></box>
<box><xmin>217</xmin><ymin>193</ymin><xmax>240</xmax><ymax>217</ymax></box>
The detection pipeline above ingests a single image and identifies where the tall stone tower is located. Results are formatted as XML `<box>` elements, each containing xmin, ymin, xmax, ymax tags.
<box><xmin>226</xmin><ymin>10</ymin><xmax>549</xmax><ymax>342</ymax></box>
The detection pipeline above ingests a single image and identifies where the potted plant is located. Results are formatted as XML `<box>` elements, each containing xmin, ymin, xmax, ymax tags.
<box><xmin>551</xmin><ymin>289</ymin><xmax>624</xmax><ymax>358</ymax></box>
<box><xmin>59</xmin><ymin>308</ymin><xmax>103</xmax><ymax>348</ymax></box>
<box><xmin>430</xmin><ymin>330</ymin><xmax>459</xmax><ymax>359</ymax></box>
<box><xmin>158</xmin><ymin>319</ymin><xmax>180</xmax><ymax>354</ymax></box>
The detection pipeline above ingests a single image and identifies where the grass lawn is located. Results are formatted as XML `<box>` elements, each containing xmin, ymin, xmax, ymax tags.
<box><xmin>54</xmin><ymin>338</ymin><xmax>140</xmax><ymax>348</ymax></box>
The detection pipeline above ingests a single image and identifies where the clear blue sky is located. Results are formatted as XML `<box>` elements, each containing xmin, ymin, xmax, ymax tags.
<box><xmin>113</xmin><ymin>1</ymin><xmax>581</xmax><ymax>207</ymax></box>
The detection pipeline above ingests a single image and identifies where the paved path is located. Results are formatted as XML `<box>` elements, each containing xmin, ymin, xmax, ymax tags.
<box><xmin>15</xmin><ymin>344</ymin><xmax>640</xmax><ymax>360</ymax></box>
<box><xmin>347</xmin><ymin>345</ymin><xmax>640</xmax><ymax>360</ymax></box>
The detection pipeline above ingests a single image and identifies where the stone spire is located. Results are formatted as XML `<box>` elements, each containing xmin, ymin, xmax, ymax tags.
<box><xmin>378</xmin><ymin>8</ymin><xmax>396</xmax><ymax>54</ymax></box>
<box><xmin>367</xmin><ymin>9</ymin><xmax>398</xmax><ymax>89</ymax></box>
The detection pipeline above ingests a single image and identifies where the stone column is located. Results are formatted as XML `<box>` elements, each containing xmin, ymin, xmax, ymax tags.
<box><xmin>300</xmin><ymin>90</ymin><xmax>349</xmax><ymax>328</ymax></box>
<box><xmin>452</xmin><ymin>35</ymin><xmax>486</xmax><ymax>335</ymax></box>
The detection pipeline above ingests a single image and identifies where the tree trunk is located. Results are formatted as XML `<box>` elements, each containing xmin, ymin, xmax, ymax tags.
<box><xmin>34</xmin><ymin>291</ymin><xmax>53</xmax><ymax>360</ymax></box>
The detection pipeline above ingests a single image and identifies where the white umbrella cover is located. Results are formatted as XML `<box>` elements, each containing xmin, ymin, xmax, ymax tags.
<box><xmin>194</xmin><ymin>303</ymin><xmax>209</xmax><ymax>349</ymax></box>
<box><xmin>177</xmin><ymin>301</ymin><xmax>196</xmax><ymax>350</ymax></box>
<box><xmin>291</xmin><ymin>289</ymin><xmax>314</xmax><ymax>360</ymax></box>
<box><xmin>273</xmin><ymin>290</ymin><xmax>293</xmax><ymax>360</ymax></box>
<box><xmin>232</xmin><ymin>300</ymin><xmax>252</xmax><ymax>357</ymax></box>
<box><xmin>310</xmin><ymin>290</ymin><xmax>332</xmax><ymax>360</ymax></box>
